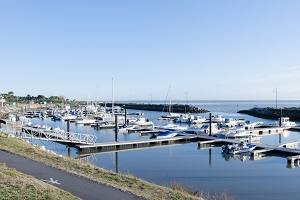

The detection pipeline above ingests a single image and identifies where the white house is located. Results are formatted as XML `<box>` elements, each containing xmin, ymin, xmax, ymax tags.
<box><xmin>0</xmin><ymin>96</ymin><xmax>5</xmax><ymax>107</ymax></box>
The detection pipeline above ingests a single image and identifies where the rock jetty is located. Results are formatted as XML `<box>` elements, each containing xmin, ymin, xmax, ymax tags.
<box><xmin>238</xmin><ymin>107</ymin><xmax>300</xmax><ymax>120</ymax></box>
<box><xmin>107</xmin><ymin>103</ymin><xmax>208</xmax><ymax>113</ymax></box>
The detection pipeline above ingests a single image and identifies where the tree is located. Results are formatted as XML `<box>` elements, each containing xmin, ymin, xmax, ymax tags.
<box><xmin>8</xmin><ymin>91</ymin><xmax>14</xmax><ymax>96</ymax></box>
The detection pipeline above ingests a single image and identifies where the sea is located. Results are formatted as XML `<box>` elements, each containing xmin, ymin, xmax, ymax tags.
<box><xmin>19</xmin><ymin>100</ymin><xmax>300</xmax><ymax>200</ymax></box>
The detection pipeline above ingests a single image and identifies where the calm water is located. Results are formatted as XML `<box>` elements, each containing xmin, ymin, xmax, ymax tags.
<box><xmin>23</xmin><ymin>100</ymin><xmax>300</xmax><ymax>200</ymax></box>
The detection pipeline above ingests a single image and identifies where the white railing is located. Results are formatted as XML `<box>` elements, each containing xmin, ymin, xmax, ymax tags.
<box><xmin>22</xmin><ymin>127</ymin><xmax>97</xmax><ymax>144</ymax></box>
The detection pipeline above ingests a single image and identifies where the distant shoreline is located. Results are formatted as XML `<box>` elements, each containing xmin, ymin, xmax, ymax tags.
<box><xmin>238</xmin><ymin>107</ymin><xmax>300</xmax><ymax>121</ymax></box>
<box><xmin>108</xmin><ymin>102</ymin><xmax>208</xmax><ymax>113</ymax></box>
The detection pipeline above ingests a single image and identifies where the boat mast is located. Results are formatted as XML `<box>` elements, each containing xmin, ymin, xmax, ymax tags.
<box><xmin>168</xmin><ymin>84</ymin><xmax>172</xmax><ymax>113</ymax></box>
<box><xmin>112</xmin><ymin>78</ymin><xmax>114</xmax><ymax>115</ymax></box>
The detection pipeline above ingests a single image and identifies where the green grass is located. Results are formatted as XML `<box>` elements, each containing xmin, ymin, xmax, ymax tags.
<box><xmin>0</xmin><ymin>163</ymin><xmax>80</xmax><ymax>200</ymax></box>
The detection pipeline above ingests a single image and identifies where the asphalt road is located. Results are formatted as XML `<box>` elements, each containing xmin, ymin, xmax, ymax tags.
<box><xmin>0</xmin><ymin>150</ymin><xmax>144</xmax><ymax>200</ymax></box>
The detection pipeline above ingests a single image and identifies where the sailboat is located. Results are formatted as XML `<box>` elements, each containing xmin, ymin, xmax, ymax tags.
<box><xmin>159</xmin><ymin>84</ymin><xmax>180</xmax><ymax>120</ymax></box>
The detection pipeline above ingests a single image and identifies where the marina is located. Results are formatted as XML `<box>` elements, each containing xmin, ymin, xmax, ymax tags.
<box><xmin>2</xmin><ymin>100</ymin><xmax>300</xmax><ymax>200</ymax></box>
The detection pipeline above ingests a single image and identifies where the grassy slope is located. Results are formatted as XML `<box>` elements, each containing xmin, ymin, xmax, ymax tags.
<box><xmin>0</xmin><ymin>133</ymin><xmax>200</xmax><ymax>200</ymax></box>
<box><xmin>0</xmin><ymin>163</ymin><xmax>80</xmax><ymax>200</ymax></box>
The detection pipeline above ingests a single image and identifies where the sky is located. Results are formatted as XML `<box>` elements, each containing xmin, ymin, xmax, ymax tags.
<box><xmin>1</xmin><ymin>1</ymin><xmax>300</xmax><ymax>101</ymax></box>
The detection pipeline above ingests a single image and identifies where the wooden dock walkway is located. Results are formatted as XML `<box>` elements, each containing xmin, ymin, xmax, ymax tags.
<box><xmin>77</xmin><ymin>135</ymin><xmax>198</xmax><ymax>150</ymax></box>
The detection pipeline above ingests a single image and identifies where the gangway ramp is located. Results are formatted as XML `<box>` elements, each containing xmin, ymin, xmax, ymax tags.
<box><xmin>21</xmin><ymin>127</ymin><xmax>97</xmax><ymax>144</ymax></box>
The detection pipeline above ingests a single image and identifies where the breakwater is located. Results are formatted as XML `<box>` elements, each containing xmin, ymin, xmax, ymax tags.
<box><xmin>238</xmin><ymin>107</ymin><xmax>300</xmax><ymax>120</ymax></box>
<box><xmin>106</xmin><ymin>102</ymin><xmax>208</xmax><ymax>113</ymax></box>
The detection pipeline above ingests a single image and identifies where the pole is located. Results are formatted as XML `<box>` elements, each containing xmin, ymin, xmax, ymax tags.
<box><xmin>209</xmin><ymin>113</ymin><xmax>212</xmax><ymax>136</ymax></box>
<box><xmin>67</xmin><ymin>120</ymin><xmax>70</xmax><ymax>140</ymax></box>
<box><xmin>115</xmin><ymin>152</ymin><xmax>119</xmax><ymax>173</ymax></box>
<box><xmin>112</xmin><ymin>78</ymin><xmax>114</xmax><ymax>115</ymax></box>
<box><xmin>115</xmin><ymin>115</ymin><xmax>118</xmax><ymax>142</ymax></box>
<box><xmin>68</xmin><ymin>147</ymin><xmax>71</xmax><ymax>158</ymax></box>
<box><xmin>276</xmin><ymin>88</ymin><xmax>278</xmax><ymax>109</ymax></box>
<box><xmin>279</xmin><ymin>109</ymin><xmax>282</xmax><ymax>127</ymax></box>
<box><xmin>124</xmin><ymin>105</ymin><xmax>127</xmax><ymax>125</ymax></box>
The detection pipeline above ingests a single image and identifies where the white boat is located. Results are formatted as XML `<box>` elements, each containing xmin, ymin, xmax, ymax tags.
<box><xmin>129</xmin><ymin>117</ymin><xmax>153</xmax><ymax>126</ymax></box>
<box><xmin>276</xmin><ymin>117</ymin><xmax>297</xmax><ymax>127</ymax></box>
<box><xmin>222</xmin><ymin>142</ymin><xmax>257</xmax><ymax>154</ymax></box>
<box><xmin>95</xmin><ymin>113</ymin><xmax>125</xmax><ymax>124</ymax></box>
<box><xmin>160</xmin><ymin>112</ymin><xmax>181</xmax><ymax>120</ymax></box>
<box><xmin>241</xmin><ymin>120</ymin><xmax>264</xmax><ymax>129</ymax></box>
<box><xmin>157</xmin><ymin>123</ymin><xmax>188</xmax><ymax>132</ymax></box>
<box><xmin>221</xmin><ymin>118</ymin><xmax>245</xmax><ymax>127</ymax></box>
<box><xmin>174</xmin><ymin>113</ymin><xmax>206</xmax><ymax>124</ymax></box>
<box><xmin>212</xmin><ymin>114</ymin><xmax>225</xmax><ymax>123</ymax></box>
<box><xmin>192</xmin><ymin>115</ymin><xmax>207</xmax><ymax>124</ymax></box>
<box><xmin>150</xmin><ymin>131</ymin><xmax>177</xmax><ymax>139</ymax></box>
<box><xmin>75</xmin><ymin>116</ymin><xmax>96</xmax><ymax>125</ymax></box>
<box><xmin>217</xmin><ymin>126</ymin><xmax>261</xmax><ymax>143</ymax></box>
<box><xmin>187</xmin><ymin>123</ymin><xmax>219</xmax><ymax>135</ymax></box>
<box><xmin>18</xmin><ymin>115</ymin><xmax>31</xmax><ymax>125</ymax></box>
<box><xmin>173</xmin><ymin>114</ymin><xmax>194</xmax><ymax>123</ymax></box>
<box><xmin>60</xmin><ymin>114</ymin><xmax>77</xmax><ymax>121</ymax></box>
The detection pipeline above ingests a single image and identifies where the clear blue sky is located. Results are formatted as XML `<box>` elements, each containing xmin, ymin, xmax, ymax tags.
<box><xmin>1</xmin><ymin>1</ymin><xmax>299</xmax><ymax>101</ymax></box>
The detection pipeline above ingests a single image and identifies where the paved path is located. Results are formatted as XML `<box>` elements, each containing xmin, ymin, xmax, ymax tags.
<box><xmin>0</xmin><ymin>150</ymin><xmax>144</xmax><ymax>200</ymax></box>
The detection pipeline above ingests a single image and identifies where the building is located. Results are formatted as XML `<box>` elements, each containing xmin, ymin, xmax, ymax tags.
<box><xmin>0</xmin><ymin>96</ymin><xmax>5</xmax><ymax>107</ymax></box>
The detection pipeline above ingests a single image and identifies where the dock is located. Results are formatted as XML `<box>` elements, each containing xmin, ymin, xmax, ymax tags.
<box><xmin>77</xmin><ymin>135</ymin><xmax>198</xmax><ymax>151</ymax></box>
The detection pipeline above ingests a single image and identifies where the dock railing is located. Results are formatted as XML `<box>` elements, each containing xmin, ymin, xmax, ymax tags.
<box><xmin>21</xmin><ymin>127</ymin><xmax>97</xmax><ymax>144</ymax></box>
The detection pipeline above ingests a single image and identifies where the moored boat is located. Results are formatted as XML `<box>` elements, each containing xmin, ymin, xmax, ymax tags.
<box><xmin>222</xmin><ymin>142</ymin><xmax>257</xmax><ymax>154</ymax></box>
<box><xmin>276</xmin><ymin>117</ymin><xmax>297</xmax><ymax>127</ymax></box>
<box><xmin>150</xmin><ymin>131</ymin><xmax>177</xmax><ymax>139</ymax></box>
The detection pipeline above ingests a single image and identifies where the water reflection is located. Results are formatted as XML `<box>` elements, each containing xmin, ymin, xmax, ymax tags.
<box><xmin>221</xmin><ymin>153</ymin><xmax>247</xmax><ymax>162</ymax></box>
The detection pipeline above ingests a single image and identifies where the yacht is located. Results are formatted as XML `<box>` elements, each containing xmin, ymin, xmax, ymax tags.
<box><xmin>157</xmin><ymin>123</ymin><xmax>188</xmax><ymax>132</ymax></box>
<box><xmin>75</xmin><ymin>116</ymin><xmax>96</xmax><ymax>125</ymax></box>
<box><xmin>212</xmin><ymin>114</ymin><xmax>225</xmax><ymax>123</ymax></box>
<box><xmin>217</xmin><ymin>126</ymin><xmax>261</xmax><ymax>143</ymax></box>
<box><xmin>173</xmin><ymin>114</ymin><xmax>194</xmax><ymax>123</ymax></box>
<box><xmin>192</xmin><ymin>115</ymin><xmax>207</xmax><ymax>124</ymax></box>
<box><xmin>276</xmin><ymin>117</ymin><xmax>297</xmax><ymax>127</ymax></box>
<box><xmin>150</xmin><ymin>131</ymin><xmax>177</xmax><ymax>139</ymax></box>
<box><xmin>184</xmin><ymin>123</ymin><xmax>219</xmax><ymax>135</ymax></box>
<box><xmin>60</xmin><ymin>114</ymin><xmax>77</xmax><ymax>121</ymax></box>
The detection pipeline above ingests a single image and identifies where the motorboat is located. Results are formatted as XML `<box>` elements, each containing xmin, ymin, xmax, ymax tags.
<box><xmin>212</xmin><ymin>114</ymin><xmax>225</xmax><ymax>123</ymax></box>
<box><xmin>60</xmin><ymin>114</ymin><xmax>77</xmax><ymax>121</ymax></box>
<box><xmin>94</xmin><ymin>113</ymin><xmax>125</xmax><ymax>124</ymax></box>
<box><xmin>241</xmin><ymin>120</ymin><xmax>264</xmax><ymax>129</ymax></box>
<box><xmin>217</xmin><ymin>126</ymin><xmax>261</xmax><ymax>143</ymax></box>
<box><xmin>276</xmin><ymin>117</ymin><xmax>297</xmax><ymax>127</ymax></box>
<box><xmin>150</xmin><ymin>131</ymin><xmax>177</xmax><ymax>139</ymax></box>
<box><xmin>129</xmin><ymin>117</ymin><xmax>153</xmax><ymax>126</ymax></box>
<box><xmin>220</xmin><ymin>118</ymin><xmax>245</xmax><ymax>127</ymax></box>
<box><xmin>18</xmin><ymin>115</ymin><xmax>31</xmax><ymax>125</ymax></box>
<box><xmin>187</xmin><ymin>123</ymin><xmax>220</xmax><ymax>135</ymax></box>
<box><xmin>222</xmin><ymin>142</ymin><xmax>257</xmax><ymax>154</ymax></box>
<box><xmin>75</xmin><ymin>116</ymin><xmax>96</xmax><ymax>125</ymax></box>
<box><xmin>192</xmin><ymin>115</ymin><xmax>207</xmax><ymax>124</ymax></box>
<box><xmin>173</xmin><ymin>114</ymin><xmax>194</xmax><ymax>124</ymax></box>
<box><xmin>118</xmin><ymin>123</ymin><xmax>154</xmax><ymax>132</ymax></box>
<box><xmin>159</xmin><ymin>112</ymin><xmax>181</xmax><ymax>120</ymax></box>
<box><xmin>157</xmin><ymin>123</ymin><xmax>188</xmax><ymax>132</ymax></box>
